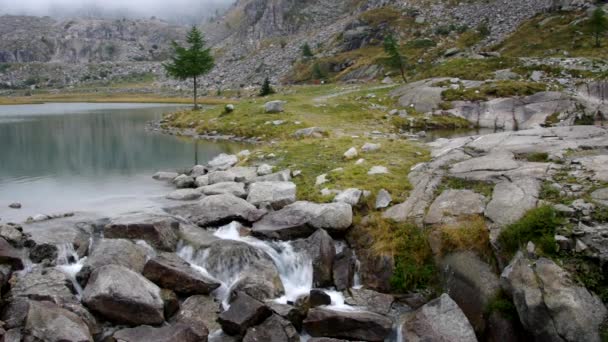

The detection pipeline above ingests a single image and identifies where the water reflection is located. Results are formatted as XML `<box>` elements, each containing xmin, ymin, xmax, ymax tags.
<box><xmin>0</xmin><ymin>103</ymin><xmax>243</xmax><ymax>222</ymax></box>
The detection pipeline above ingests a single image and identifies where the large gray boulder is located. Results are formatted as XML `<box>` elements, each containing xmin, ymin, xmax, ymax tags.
<box><xmin>204</xmin><ymin>239</ymin><xmax>284</xmax><ymax>301</ymax></box>
<box><xmin>173</xmin><ymin>194</ymin><xmax>267</xmax><ymax>227</ymax></box>
<box><xmin>344</xmin><ymin>288</ymin><xmax>394</xmax><ymax>315</ymax></box>
<box><xmin>83</xmin><ymin>265</ymin><xmax>164</xmax><ymax>325</ymax></box>
<box><xmin>103</xmin><ymin>214</ymin><xmax>179</xmax><ymax>251</ymax></box>
<box><xmin>172</xmin><ymin>295</ymin><xmax>222</xmax><ymax>334</ymax></box>
<box><xmin>23</xmin><ymin>300</ymin><xmax>93</xmax><ymax>342</ymax></box>
<box><xmin>173</xmin><ymin>174</ymin><xmax>196</xmax><ymax>189</ymax></box>
<box><xmin>218</xmin><ymin>292</ymin><xmax>272</xmax><ymax>336</ymax></box>
<box><xmin>208</xmin><ymin>154</ymin><xmax>239</xmax><ymax>171</ymax></box>
<box><xmin>333</xmin><ymin>248</ymin><xmax>356</xmax><ymax>291</ymax></box>
<box><xmin>424</xmin><ymin>189</ymin><xmax>486</xmax><ymax>225</ymax></box>
<box><xmin>9</xmin><ymin>267</ymin><xmax>78</xmax><ymax>304</ymax></box>
<box><xmin>390</xmin><ymin>78</ymin><xmax>447</xmax><ymax>113</ymax></box>
<box><xmin>303</xmin><ymin>307</ymin><xmax>392</xmax><ymax>342</ymax></box>
<box><xmin>143</xmin><ymin>252</ymin><xmax>220</xmax><ymax>295</ymax></box>
<box><xmin>265</xmin><ymin>101</ymin><xmax>286</xmax><ymax>113</ymax></box>
<box><xmin>252</xmin><ymin>201</ymin><xmax>352</xmax><ymax>240</ymax></box>
<box><xmin>200</xmin><ymin>182</ymin><xmax>247</xmax><ymax>198</ymax></box>
<box><xmin>485</xmin><ymin>178</ymin><xmax>539</xmax><ymax>227</ymax></box>
<box><xmin>77</xmin><ymin>239</ymin><xmax>147</xmax><ymax>282</ymax></box>
<box><xmin>247</xmin><ymin>181</ymin><xmax>297</xmax><ymax>209</ymax></box>
<box><xmin>243</xmin><ymin>314</ymin><xmax>299</xmax><ymax>342</ymax></box>
<box><xmin>166</xmin><ymin>189</ymin><xmax>202</xmax><ymax>201</ymax></box>
<box><xmin>113</xmin><ymin>323</ymin><xmax>204</xmax><ymax>342</ymax></box>
<box><xmin>0</xmin><ymin>237</ymin><xmax>24</xmax><ymax>270</ymax></box>
<box><xmin>293</xmin><ymin>229</ymin><xmax>335</xmax><ymax>288</ymax></box>
<box><xmin>501</xmin><ymin>253</ymin><xmax>607</xmax><ymax>342</ymax></box>
<box><xmin>400</xmin><ymin>293</ymin><xmax>477</xmax><ymax>342</ymax></box>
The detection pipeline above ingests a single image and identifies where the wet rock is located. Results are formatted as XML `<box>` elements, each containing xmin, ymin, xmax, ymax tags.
<box><xmin>29</xmin><ymin>243</ymin><xmax>57</xmax><ymax>264</ymax></box>
<box><xmin>252</xmin><ymin>201</ymin><xmax>352</xmax><ymax>240</ymax></box>
<box><xmin>0</xmin><ymin>237</ymin><xmax>24</xmax><ymax>269</ymax></box>
<box><xmin>344</xmin><ymin>288</ymin><xmax>394</xmax><ymax>315</ymax></box>
<box><xmin>247</xmin><ymin>181</ymin><xmax>297</xmax><ymax>209</ymax></box>
<box><xmin>303</xmin><ymin>307</ymin><xmax>392</xmax><ymax>342</ymax></box>
<box><xmin>23</xmin><ymin>300</ymin><xmax>93</xmax><ymax>342</ymax></box>
<box><xmin>441</xmin><ymin>252</ymin><xmax>501</xmax><ymax>334</ymax></box>
<box><xmin>143</xmin><ymin>252</ymin><xmax>221</xmax><ymax>295</ymax></box>
<box><xmin>333</xmin><ymin>248</ymin><xmax>356</xmax><ymax>291</ymax></box>
<box><xmin>501</xmin><ymin>253</ymin><xmax>607</xmax><ymax>342</ymax></box>
<box><xmin>83</xmin><ymin>264</ymin><xmax>164</xmax><ymax>325</ymax></box>
<box><xmin>178</xmin><ymin>223</ymin><xmax>220</xmax><ymax>249</ymax></box>
<box><xmin>200</xmin><ymin>182</ymin><xmax>247</xmax><ymax>198</ymax></box>
<box><xmin>268</xmin><ymin>302</ymin><xmax>306</xmax><ymax>332</ymax></box>
<box><xmin>160</xmin><ymin>288</ymin><xmax>180</xmax><ymax>318</ymax></box>
<box><xmin>293</xmin><ymin>229</ymin><xmax>335</xmax><ymax>287</ymax></box>
<box><xmin>176</xmin><ymin>194</ymin><xmax>266</xmax><ymax>227</ymax></box>
<box><xmin>208</xmin><ymin>154</ymin><xmax>239</xmax><ymax>171</ymax></box>
<box><xmin>400</xmin><ymin>293</ymin><xmax>477</xmax><ymax>342</ymax></box>
<box><xmin>113</xmin><ymin>323</ymin><xmax>205</xmax><ymax>342</ymax></box>
<box><xmin>485</xmin><ymin>178</ymin><xmax>539</xmax><ymax>227</ymax></box>
<box><xmin>172</xmin><ymin>295</ymin><xmax>222</xmax><ymax>334</ymax></box>
<box><xmin>218</xmin><ymin>292</ymin><xmax>272</xmax><ymax>336</ymax></box>
<box><xmin>425</xmin><ymin>189</ymin><xmax>486</xmax><ymax>225</ymax></box>
<box><xmin>309</xmin><ymin>289</ymin><xmax>331</xmax><ymax>307</ymax></box>
<box><xmin>153</xmin><ymin>171</ymin><xmax>179</xmax><ymax>181</ymax></box>
<box><xmin>333</xmin><ymin>188</ymin><xmax>362</xmax><ymax>206</ymax></box>
<box><xmin>104</xmin><ymin>214</ymin><xmax>179</xmax><ymax>251</ymax></box>
<box><xmin>78</xmin><ymin>239</ymin><xmax>147</xmax><ymax>283</ymax></box>
<box><xmin>204</xmin><ymin>239</ymin><xmax>284</xmax><ymax>301</ymax></box>
<box><xmin>9</xmin><ymin>267</ymin><xmax>77</xmax><ymax>303</ymax></box>
<box><xmin>173</xmin><ymin>174</ymin><xmax>196</xmax><ymax>188</ymax></box>
<box><xmin>166</xmin><ymin>189</ymin><xmax>202</xmax><ymax>201</ymax></box>
<box><xmin>346</xmin><ymin>224</ymin><xmax>393</xmax><ymax>292</ymax></box>
<box><xmin>243</xmin><ymin>314</ymin><xmax>299</xmax><ymax>342</ymax></box>
<box><xmin>375</xmin><ymin>189</ymin><xmax>392</xmax><ymax>209</ymax></box>
<box><xmin>265</xmin><ymin>101</ymin><xmax>286</xmax><ymax>113</ymax></box>
<box><xmin>8</xmin><ymin>203</ymin><xmax>21</xmax><ymax>209</ymax></box>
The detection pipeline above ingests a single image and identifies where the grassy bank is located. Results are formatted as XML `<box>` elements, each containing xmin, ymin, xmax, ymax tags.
<box><xmin>0</xmin><ymin>92</ymin><xmax>228</xmax><ymax>105</ymax></box>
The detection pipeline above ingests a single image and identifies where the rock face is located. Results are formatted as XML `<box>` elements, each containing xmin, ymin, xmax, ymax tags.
<box><xmin>400</xmin><ymin>294</ymin><xmax>477</xmax><ymax>342</ymax></box>
<box><xmin>83</xmin><ymin>265</ymin><xmax>164</xmax><ymax>325</ymax></box>
<box><xmin>218</xmin><ymin>292</ymin><xmax>272</xmax><ymax>336</ymax></box>
<box><xmin>113</xmin><ymin>323</ymin><xmax>205</xmax><ymax>342</ymax></box>
<box><xmin>485</xmin><ymin>178</ymin><xmax>539</xmax><ymax>226</ymax></box>
<box><xmin>390</xmin><ymin>78</ymin><xmax>447</xmax><ymax>113</ymax></box>
<box><xmin>23</xmin><ymin>300</ymin><xmax>93</xmax><ymax>342</ymax></box>
<box><xmin>303</xmin><ymin>307</ymin><xmax>392</xmax><ymax>342</ymax></box>
<box><xmin>204</xmin><ymin>239</ymin><xmax>284</xmax><ymax>301</ymax></box>
<box><xmin>143</xmin><ymin>252</ymin><xmax>221</xmax><ymax>295</ymax></box>
<box><xmin>252</xmin><ymin>201</ymin><xmax>352</xmax><ymax>240</ymax></box>
<box><xmin>333</xmin><ymin>248</ymin><xmax>356</xmax><ymax>291</ymax></box>
<box><xmin>501</xmin><ymin>253</ymin><xmax>607</xmax><ymax>342</ymax></box>
<box><xmin>247</xmin><ymin>181</ymin><xmax>297</xmax><ymax>209</ymax></box>
<box><xmin>424</xmin><ymin>189</ymin><xmax>486</xmax><ymax>225</ymax></box>
<box><xmin>243</xmin><ymin>314</ymin><xmax>299</xmax><ymax>342</ymax></box>
<box><xmin>177</xmin><ymin>194</ymin><xmax>267</xmax><ymax>227</ymax></box>
<box><xmin>103</xmin><ymin>214</ymin><xmax>179</xmax><ymax>251</ymax></box>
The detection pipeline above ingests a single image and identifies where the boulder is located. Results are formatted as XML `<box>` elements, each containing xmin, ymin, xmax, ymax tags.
<box><xmin>344</xmin><ymin>288</ymin><xmax>394</xmax><ymax>315</ymax></box>
<box><xmin>9</xmin><ymin>267</ymin><xmax>77</xmax><ymax>303</ymax></box>
<box><xmin>333</xmin><ymin>248</ymin><xmax>356</xmax><ymax>291</ymax></box>
<box><xmin>103</xmin><ymin>214</ymin><xmax>179</xmax><ymax>251</ymax></box>
<box><xmin>178</xmin><ymin>223</ymin><xmax>220</xmax><ymax>249</ymax></box>
<box><xmin>501</xmin><ymin>253</ymin><xmax>607</xmax><ymax>342</ymax></box>
<box><xmin>143</xmin><ymin>252</ymin><xmax>220</xmax><ymax>295</ymax></box>
<box><xmin>390</xmin><ymin>78</ymin><xmax>448</xmax><ymax>113</ymax></box>
<box><xmin>208</xmin><ymin>170</ymin><xmax>236</xmax><ymax>184</ymax></box>
<box><xmin>0</xmin><ymin>237</ymin><xmax>23</xmax><ymax>270</ymax></box>
<box><xmin>218</xmin><ymin>292</ymin><xmax>272</xmax><ymax>336</ymax></box>
<box><xmin>333</xmin><ymin>188</ymin><xmax>362</xmax><ymax>206</ymax></box>
<box><xmin>173</xmin><ymin>174</ymin><xmax>196</xmax><ymax>189</ymax></box>
<box><xmin>166</xmin><ymin>189</ymin><xmax>202</xmax><ymax>201</ymax></box>
<box><xmin>177</xmin><ymin>194</ymin><xmax>266</xmax><ymax>227</ymax></box>
<box><xmin>591</xmin><ymin>187</ymin><xmax>608</xmax><ymax>206</ymax></box>
<box><xmin>361</xmin><ymin>143</ymin><xmax>380</xmax><ymax>152</ymax></box>
<box><xmin>23</xmin><ymin>300</ymin><xmax>93</xmax><ymax>342</ymax></box>
<box><xmin>424</xmin><ymin>189</ymin><xmax>486</xmax><ymax>225</ymax></box>
<box><xmin>294</xmin><ymin>127</ymin><xmax>325</xmax><ymax>138</ymax></box>
<box><xmin>303</xmin><ymin>307</ymin><xmax>392</xmax><ymax>342</ymax></box>
<box><xmin>113</xmin><ymin>323</ymin><xmax>204</xmax><ymax>342</ymax></box>
<box><xmin>264</xmin><ymin>101</ymin><xmax>286</xmax><ymax>113</ymax></box>
<box><xmin>153</xmin><ymin>171</ymin><xmax>178</xmax><ymax>181</ymax></box>
<box><xmin>195</xmin><ymin>175</ymin><xmax>210</xmax><ymax>187</ymax></box>
<box><xmin>293</xmin><ymin>229</ymin><xmax>335</xmax><ymax>288</ymax></box>
<box><xmin>243</xmin><ymin>314</ymin><xmax>299</xmax><ymax>342</ymax></box>
<box><xmin>83</xmin><ymin>265</ymin><xmax>164</xmax><ymax>325</ymax></box>
<box><xmin>204</xmin><ymin>240</ymin><xmax>284</xmax><ymax>301</ymax></box>
<box><xmin>441</xmin><ymin>252</ymin><xmax>501</xmax><ymax>333</ymax></box>
<box><xmin>485</xmin><ymin>178</ymin><xmax>539</xmax><ymax>227</ymax></box>
<box><xmin>268</xmin><ymin>302</ymin><xmax>306</xmax><ymax>332</ymax></box>
<box><xmin>257</xmin><ymin>164</ymin><xmax>274</xmax><ymax>176</ymax></box>
<box><xmin>247</xmin><ymin>181</ymin><xmax>297</xmax><ymax>209</ymax></box>
<box><xmin>343</xmin><ymin>147</ymin><xmax>358</xmax><ymax>159</ymax></box>
<box><xmin>252</xmin><ymin>202</ymin><xmax>352</xmax><ymax>240</ymax></box>
<box><xmin>172</xmin><ymin>295</ymin><xmax>222</xmax><ymax>334</ymax></box>
<box><xmin>208</xmin><ymin>154</ymin><xmax>239</xmax><ymax>171</ymax></box>
<box><xmin>309</xmin><ymin>289</ymin><xmax>332</xmax><ymax>307</ymax></box>
<box><xmin>375</xmin><ymin>189</ymin><xmax>392</xmax><ymax>209</ymax></box>
<box><xmin>200</xmin><ymin>182</ymin><xmax>247</xmax><ymax>198</ymax></box>
<box><xmin>0</xmin><ymin>224</ymin><xmax>24</xmax><ymax>247</ymax></box>
<box><xmin>368</xmin><ymin>166</ymin><xmax>388</xmax><ymax>175</ymax></box>
<box><xmin>160</xmin><ymin>289</ymin><xmax>180</xmax><ymax>318</ymax></box>
<box><xmin>78</xmin><ymin>239</ymin><xmax>146</xmax><ymax>283</ymax></box>
<box><xmin>191</xmin><ymin>165</ymin><xmax>207</xmax><ymax>177</ymax></box>
<box><xmin>251</xmin><ymin>169</ymin><xmax>292</xmax><ymax>183</ymax></box>
<box><xmin>400</xmin><ymin>293</ymin><xmax>477</xmax><ymax>342</ymax></box>
<box><xmin>577</xmin><ymin>155</ymin><xmax>608</xmax><ymax>182</ymax></box>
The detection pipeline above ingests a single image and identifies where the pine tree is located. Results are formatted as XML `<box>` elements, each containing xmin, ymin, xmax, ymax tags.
<box><xmin>383</xmin><ymin>34</ymin><xmax>408</xmax><ymax>82</ymax></box>
<box><xmin>163</xmin><ymin>26</ymin><xmax>214</xmax><ymax>109</ymax></box>
<box><xmin>590</xmin><ymin>8</ymin><xmax>608</xmax><ymax>48</ymax></box>
<box><xmin>259</xmin><ymin>77</ymin><xmax>275</xmax><ymax>97</ymax></box>
<box><xmin>302</xmin><ymin>43</ymin><xmax>314</xmax><ymax>58</ymax></box>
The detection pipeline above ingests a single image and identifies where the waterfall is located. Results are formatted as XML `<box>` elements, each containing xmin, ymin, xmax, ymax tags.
<box><xmin>55</xmin><ymin>243</ymin><xmax>86</xmax><ymax>299</ymax></box>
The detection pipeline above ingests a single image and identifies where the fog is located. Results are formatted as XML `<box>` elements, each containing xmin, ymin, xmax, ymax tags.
<box><xmin>0</xmin><ymin>0</ymin><xmax>236</xmax><ymax>24</ymax></box>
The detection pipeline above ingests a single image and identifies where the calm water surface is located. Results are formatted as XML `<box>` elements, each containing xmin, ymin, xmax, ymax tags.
<box><xmin>0</xmin><ymin>103</ymin><xmax>243</xmax><ymax>222</ymax></box>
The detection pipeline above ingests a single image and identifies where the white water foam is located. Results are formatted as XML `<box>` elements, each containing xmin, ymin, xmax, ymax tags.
<box><xmin>55</xmin><ymin>242</ymin><xmax>86</xmax><ymax>299</ymax></box>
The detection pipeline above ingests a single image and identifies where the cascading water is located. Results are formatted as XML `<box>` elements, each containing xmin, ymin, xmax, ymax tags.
<box><xmin>55</xmin><ymin>242</ymin><xmax>87</xmax><ymax>299</ymax></box>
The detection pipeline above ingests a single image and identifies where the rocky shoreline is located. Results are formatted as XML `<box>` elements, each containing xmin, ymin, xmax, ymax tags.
<box><xmin>0</xmin><ymin>125</ymin><xmax>606</xmax><ymax>341</ymax></box>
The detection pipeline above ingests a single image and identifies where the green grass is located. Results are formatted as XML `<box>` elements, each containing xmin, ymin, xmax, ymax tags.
<box><xmin>517</xmin><ymin>152</ymin><xmax>550</xmax><ymax>163</ymax></box>
<box><xmin>434</xmin><ymin>215</ymin><xmax>494</xmax><ymax>262</ymax></box>
<box><xmin>498</xmin><ymin>205</ymin><xmax>563</xmax><ymax>256</ymax></box>
<box><xmin>415</xmin><ymin>57</ymin><xmax>519</xmax><ymax>81</ymax></box>
<box><xmin>442</xmin><ymin>81</ymin><xmax>548</xmax><ymax>102</ymax></box>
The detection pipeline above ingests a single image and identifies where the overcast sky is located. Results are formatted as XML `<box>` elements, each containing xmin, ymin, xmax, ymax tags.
<box><xmin>0</xmin><ymin>0</ymin><xmax>235</xmax><ymax>23</ymax></box>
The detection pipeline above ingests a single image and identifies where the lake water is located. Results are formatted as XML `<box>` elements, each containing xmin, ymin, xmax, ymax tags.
<box><xmin>0</xmin><ymin>103</ymin><xmax>243</xmax><ymax>223</ymax></box>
